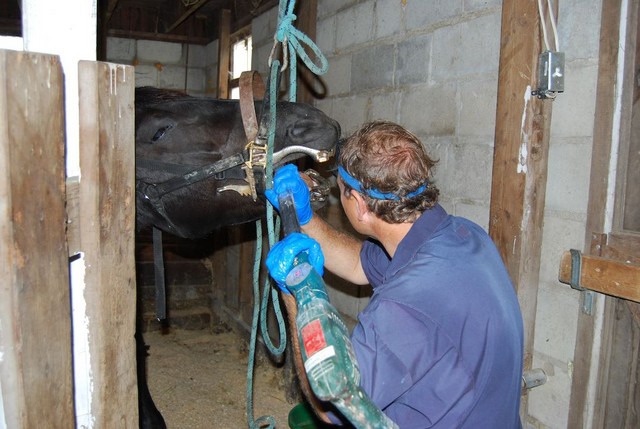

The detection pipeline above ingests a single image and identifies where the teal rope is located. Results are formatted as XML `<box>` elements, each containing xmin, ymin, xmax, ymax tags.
<box><xmin>247</xmin><ymin>0</ymin><xmax>330</xmax><ymax>426</ymax></box>
<box><xmin>246</xmin><ymin>61</ymin><xmax>287</xmax><ymax>429</ymax></box>
<box><xmin>271</xmin><ymin>0</ymin><xmax>328</xmax><ymax>100</ymax></box>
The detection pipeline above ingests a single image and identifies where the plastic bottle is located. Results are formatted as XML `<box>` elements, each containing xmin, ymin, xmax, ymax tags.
<box><xmin>285</xmin><ymin>257</ymin><xmax>398</xmax><ymax>429</ymax></box>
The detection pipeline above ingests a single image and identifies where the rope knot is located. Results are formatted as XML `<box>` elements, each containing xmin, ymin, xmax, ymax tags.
<box><xmin>276</xmin><ymin>12</ymin><xmax>297</xmax><ymax>42</ymax></box>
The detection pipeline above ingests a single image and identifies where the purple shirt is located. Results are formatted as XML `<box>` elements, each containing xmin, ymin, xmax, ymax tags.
<box><xmin>351</xmin><ymin>204</ymin><xmax>523</xmax><ymax>428</ymax></box>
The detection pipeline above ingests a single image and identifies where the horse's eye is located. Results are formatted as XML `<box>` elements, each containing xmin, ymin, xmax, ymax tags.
<box><xmin>151</xmin><ymin>125</ymin><xmax>173</xmax><ymax>142</ymax></box>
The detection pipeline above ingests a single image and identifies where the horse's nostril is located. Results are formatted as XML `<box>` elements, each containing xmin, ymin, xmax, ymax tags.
<box><xmin>151</xmin><ymin>125</ymin><xmax>173</xmax><ymax>142</ymax></box>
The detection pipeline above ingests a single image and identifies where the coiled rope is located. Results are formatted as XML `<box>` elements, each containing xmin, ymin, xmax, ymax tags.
<box><xmin>245</xmin><ymin>1</ymin><xmax>328</xmax><ymax>428</ymax></box>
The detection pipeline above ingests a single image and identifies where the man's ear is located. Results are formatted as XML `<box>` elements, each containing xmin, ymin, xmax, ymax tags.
<box><xmin>352</xmin><ymin>191</ymin><xmax>368</xmax><ymax>221</ymax></box>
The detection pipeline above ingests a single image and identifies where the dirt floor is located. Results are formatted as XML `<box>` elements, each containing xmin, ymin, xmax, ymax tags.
<box><xmin>145</xmin><ymin>326</ymin><xmax>296</xmax><ymax>429</ymax></box>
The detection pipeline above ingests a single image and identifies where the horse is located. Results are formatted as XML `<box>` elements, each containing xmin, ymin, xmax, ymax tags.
<box><xmin>133</xmin><ymin>86</ymin><xmax>341</xmax><ymax>428</ymax></box>
<box><xmin>135</xmin><ymin>86</ymin><xmax>339</xmax><ymax>238</ymax></box>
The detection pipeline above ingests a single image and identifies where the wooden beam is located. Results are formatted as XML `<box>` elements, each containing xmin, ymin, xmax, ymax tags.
<box><xmin>489</xmin><ymin>0</ymin><xmax>554</xmax><ymax>419</ymax></box>
<box><xmin>0</xmin><ymin>49</ymin><xmax>74</xmax><ymax>428</ymax></box>
<box><xmin>559</xmin><ymin>251</ymin><xmax>640</xmax><ymax>302</ymax></box>
<box><xmin>217</xmin><ymin>9</ymin><xmax>231</xmax><ymax>99</ymax></box>
<box><xmin>78</xmin><ymin>61</ymin><xmax>137</xmax><ymax>427</ymax></box>
<box><xmin>296</xmin><ymin>0</ymin><xmax>318</xmax><ymax>104</ymax></box>
<box><xmin>568</xmin><ymin>0</ymin><xmax>623</xmax><ymax>425</ymax></box>
<box><xmin>107</xmin><ymin>29</ymin><xmax>210</xmax><ymax>45</ymax></box>
<box><xmin>105</xmin><ymin>0</ymin><xmax>121</xmax><ymax>22</ymax></box>
<box><xmin>165</xmin><ymin>0</ymin><xmax>211</xmax><ymax>34</ymax></box>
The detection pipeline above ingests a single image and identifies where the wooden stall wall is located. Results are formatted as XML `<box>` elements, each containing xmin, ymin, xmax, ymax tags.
<box><xmin>77</xmin><ymin>60</ymin><xmax>137</xmax><ymax>427</ymax></box>
<box><xmin>0</xmin><ymin>49</ymin><xmax>74</xmax><ymax>429</ymax></box>
<box><xmin>0</xmin><ymin>49</ymin><xmax>137</xmax><ymax>427</ymax></box>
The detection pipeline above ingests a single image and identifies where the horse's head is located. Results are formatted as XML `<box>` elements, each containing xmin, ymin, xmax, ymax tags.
<box><xmin>134</xmin><ymin>87</ymin><xmax>341</xmax><ymax>238</ymax></box>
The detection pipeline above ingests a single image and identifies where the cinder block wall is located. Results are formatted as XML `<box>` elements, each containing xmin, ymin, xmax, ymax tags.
<box><xmin>256</xmin><ymin>1</ymin><xmax>604</xmax><ymax>429</ymax></box>
<box><xmin>106</xmin><ymin>37</ymin><xmax>219</xmax><ymax>96</ymax></box>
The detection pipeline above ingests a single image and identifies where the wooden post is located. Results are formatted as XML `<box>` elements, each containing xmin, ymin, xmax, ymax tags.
<box><xmin>489</xmin><ymin>0</ymin><xmax>555</xmax><ymax>419</ymax></box>
<box><xmin>0</xmin><ymin>49</ymin><xmax>74</xmax><ymax>428</ymax></box>
<box><xmin>569</xmin><ymin>0</ymin><xmax>624</xmax><ymax>425</ymax></box>
<box><xmin>78</xmin><ymin>61</ymin><xmax>137</xmax><ymax>427</ymax></box>
<box><xmin>217</xmin><ymin>9</ymin><xmax>231</xmax><ymax>99</ymax></box>
<box><xmin>295</xmin><ymin>0</ymin><xmax>318</xmax><ymax>104</ymax></box>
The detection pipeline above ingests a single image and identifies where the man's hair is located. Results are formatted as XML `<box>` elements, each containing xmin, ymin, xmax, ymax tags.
<box><xmin>338</xmin><ymin>121</ymin><xmax>439</xmax><ymax>223</ymax></box>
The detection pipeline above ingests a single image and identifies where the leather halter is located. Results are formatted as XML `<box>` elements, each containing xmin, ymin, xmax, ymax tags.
<box><xmin>135</xmin><ymin>71</ymin><xmax>273</xmax><ymax>235</ymax></box>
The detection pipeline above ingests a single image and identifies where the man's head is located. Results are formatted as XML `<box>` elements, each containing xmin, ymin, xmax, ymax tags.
<box><xmin>338</xmin><ymin>121</ymin><xmax>439</xmax><ymax>223</ymax></box>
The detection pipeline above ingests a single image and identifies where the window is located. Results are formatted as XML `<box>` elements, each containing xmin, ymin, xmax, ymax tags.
<box><xmin>229</xmin><ymin>34</ymin><xmax>252</xmax><ymax>100</ymax></box>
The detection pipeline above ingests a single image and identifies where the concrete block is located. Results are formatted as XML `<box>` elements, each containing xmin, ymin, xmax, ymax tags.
<box><xmin>325</xmin><ymin>54</ymin><xmax>351</xmax><ymax>96</ymax></box>
<box><xmin>318</xmin><ymin>0</ymin><xmax>357</xmax><ymax>19</ymax></box>
<box><xmin>400</xmin><ymin>83</ymin><xmax>456</xmax><ymax>136</ymax></box>
<box><xmin>252</xmin><ymin>6</ymin><xmax>278</xmax><ymax>45</ymax></box>
<box><xmin>560</xmin><ymin>0</ymin><xmax>602</xmax><ymax>60</ymax></box>
<box><xmin>204</xmin><ymin>39</ymin><xmax>218</xmax><ymax>66</ymax></box>
<box><xmin>375</xmin><ymin>0</ymin><xmax>405</xmax><ymax>39</ymax></box>
<box><xmin>545</xmin><ymin>137</ymin><xmax>592</xmax><ymax>214</ymax></box>
<box><xmin>106</xmin><ymin>37</ymin><xmax>135</xmax><ymax>63</ymax></box>
<box><xmin>186</xmin><ymin>68</ymin><xmax>206</xmax><ymax>92</ymax></box>
<box><xmin>137</xmin><ymin>40</ymin><xmax>183</xmax><ymax>64</ymax></box>
<box><xmin>134</xmin><ymin>65</ymin><xmax>158</xmax><ymax>87</ymax></box>
<box><xmin>253</xmin><ymin>44</ymin><xmax>273</xmax><ymax>77</ymax></box>
<box><xmin>453</xmin><ymin>202</ymin><xmax>490</xmax><ymax>231</ymax></box>
<box><xmin>205</xmin><ymin>65</ymin><xmax>218</xmax><ymax>94</ymax></box>
<box><xmin>330</xmin><ymin>95</ymin><xmax>369</xmax><ymax>136</ymax></box>
<box><xmin>538</xmin><ymin>214</ymin><xmax>586</xmax><ymax>286</ymax></box>
<box><xmin>335</xmin><ymin>1</ymin><xmax>375</xmax><ymax>50</ymax></box>
<box><xmin>458</xmin><ymin>78</ymin><xmax>498</xmax><ymax>138</ymax></box>
<box><xmin>431</xmin><ymin>25</ymin><xmax>462</xmax><ymax>81</ymax></box>
<box><xmin>314</xmin><ymin>98</ymin><xmax>334</xmax><ymax>122</ymax></box>
<box><xmin>351</xmin><ymin>44</ymin><xmax>395</xmax><ymax>91</ymax></box>
<box><xmin>397</xmin><ymin>34</ymin><xmax>430</xmax><ymax>86</ymax></box>
<box><xmin>527</xmin><ymin>353</ymin><xmax>572</xmax><ymax>428</ymax></box>
<box><xmin>419</xmin><ymin>136</ymin><xmax>451</xmax><ymax>198</ymax></box>
<box><xmin>406</xmin><ymin>0</ymin><xmax>463</xmax><ymax>31</ymax></box>
<box><xmin>368</xmin><ymin>91</ymin><xmax>399</xmax><ymax>123</ymax></box>
<box><xmin>457</xmin><ymin>12</ymin><xmax>501</xmax><ymax>75</ymax></box>
<box><xmin>187</xmin><ymin>44</ymin><xmax>207</xmax><ymax>68</ymax></box>
<box><xmin>158</xmin><ymin>65</ymin><xmax>187</xmax><ymax>90</ymax></box>
<box><xmin>438</xmin><ymin>198</ymin><xmax>454</xmax><ymax>215</ymax></box>
<box><xmin>326</xmin><ymin>283</ymin><xmax>370</xmax><ymax>320</ymax></box>
<box><xmin>445</xmin><ymin>141</ymin><xmax>493</xmax><ymax>202</ymax></box>
<box><xmin>317</xmin><ymin>15</ymin><xmax>336</xmax><ymax>55</ymax></box>
<box><xmin>430</xmin><ymin>11</ymin><xmax>500</xmax><ymax>81</ymax></box>
<box><xmin>549</xmin><ymin>63</ymin><xmax>598</xmax><ymax>138</ymax></box>
<box><xmin>533</xmin><ymin>281</ymin><xmax>580</xmax><ymax>361</ymax></box>
<box><xmin>464</xmin><ymin>0</ymin><xmax>502</xmax><ymax>12</ymax></box>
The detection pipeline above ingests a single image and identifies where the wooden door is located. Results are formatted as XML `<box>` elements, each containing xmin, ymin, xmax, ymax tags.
<box><xmin>567</xmin><ymin>0</ymin><xmax>640</xmax><ymax>426</ymax></box>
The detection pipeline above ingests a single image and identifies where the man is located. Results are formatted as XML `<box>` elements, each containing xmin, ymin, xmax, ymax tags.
<box><xmin>266</xmin><ymin>121</ymin><xmax>524</xmax><ymax>428</ymax></box>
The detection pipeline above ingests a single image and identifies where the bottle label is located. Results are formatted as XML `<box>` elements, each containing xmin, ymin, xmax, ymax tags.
<box><xmin>304</xmin><ymin>345</ymin><xmax>336</xmax><ymax>373</ymax></box>
<box><xmin>301</xmin><ymin>319</ymin><xmax>327</xmax><ymax>357</ymax></box>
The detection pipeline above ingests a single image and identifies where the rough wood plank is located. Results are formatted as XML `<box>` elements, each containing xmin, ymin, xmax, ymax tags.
<box><xmin>489</xmin><ymin>0</ymin><xmax>552</xmax><ymax>418</ymax></box>
<box><xmin>559</xmin><ymin>251</ymin><xmax>640</xmax><ymax>302</ymax></box>
<box><xmin>78</xmin><ymin>61</ymin><xmax>137</xmax><ymax>427</ymax></box>
<box><xmin>296</xmin><ymin>0</ymin><xmax>318</xmax><ymax>105</ymax></box>
<box><xmin>569</xmin><ymin>0</ymin><xmax>623</xmax><ymax>425</ymax></box>
<box><xmin>0</xmin><ymin>49</ymin><xmax>74</xmax><ymax>428</ymax></box>
<box><xmin>217</xmin><ymin>9</ymin><xmax>231</xmax><ymax>99</ymax></box>
<box><xmin>66</xmin><ymin>177</ymin><xmax>80</xmax><ymax>256</ymax></box>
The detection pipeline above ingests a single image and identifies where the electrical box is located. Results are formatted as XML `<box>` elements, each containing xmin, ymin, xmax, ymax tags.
<box><xmin>535</xmin><ymin>51</ymin><xmax>565</xmax><ymax>98</ymax></box>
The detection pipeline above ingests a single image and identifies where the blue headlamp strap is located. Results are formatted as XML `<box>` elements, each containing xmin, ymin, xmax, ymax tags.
<box><xmin>338</xmin><ymin>166</ymin><xmax>427</xmax><ymax>201</ymax></box>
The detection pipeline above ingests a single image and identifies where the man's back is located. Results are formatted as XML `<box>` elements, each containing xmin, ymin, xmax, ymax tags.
<box><xmin>353</xmin><ymin>205</ymin><xmax>524</xmax><ymax>428</ymax></box>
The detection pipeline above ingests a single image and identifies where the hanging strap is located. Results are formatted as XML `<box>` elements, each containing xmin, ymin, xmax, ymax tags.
<box><xmin>152</xmin><ymin>226</ymin><xmax>167</xmax><ymax>321</ymax></box>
